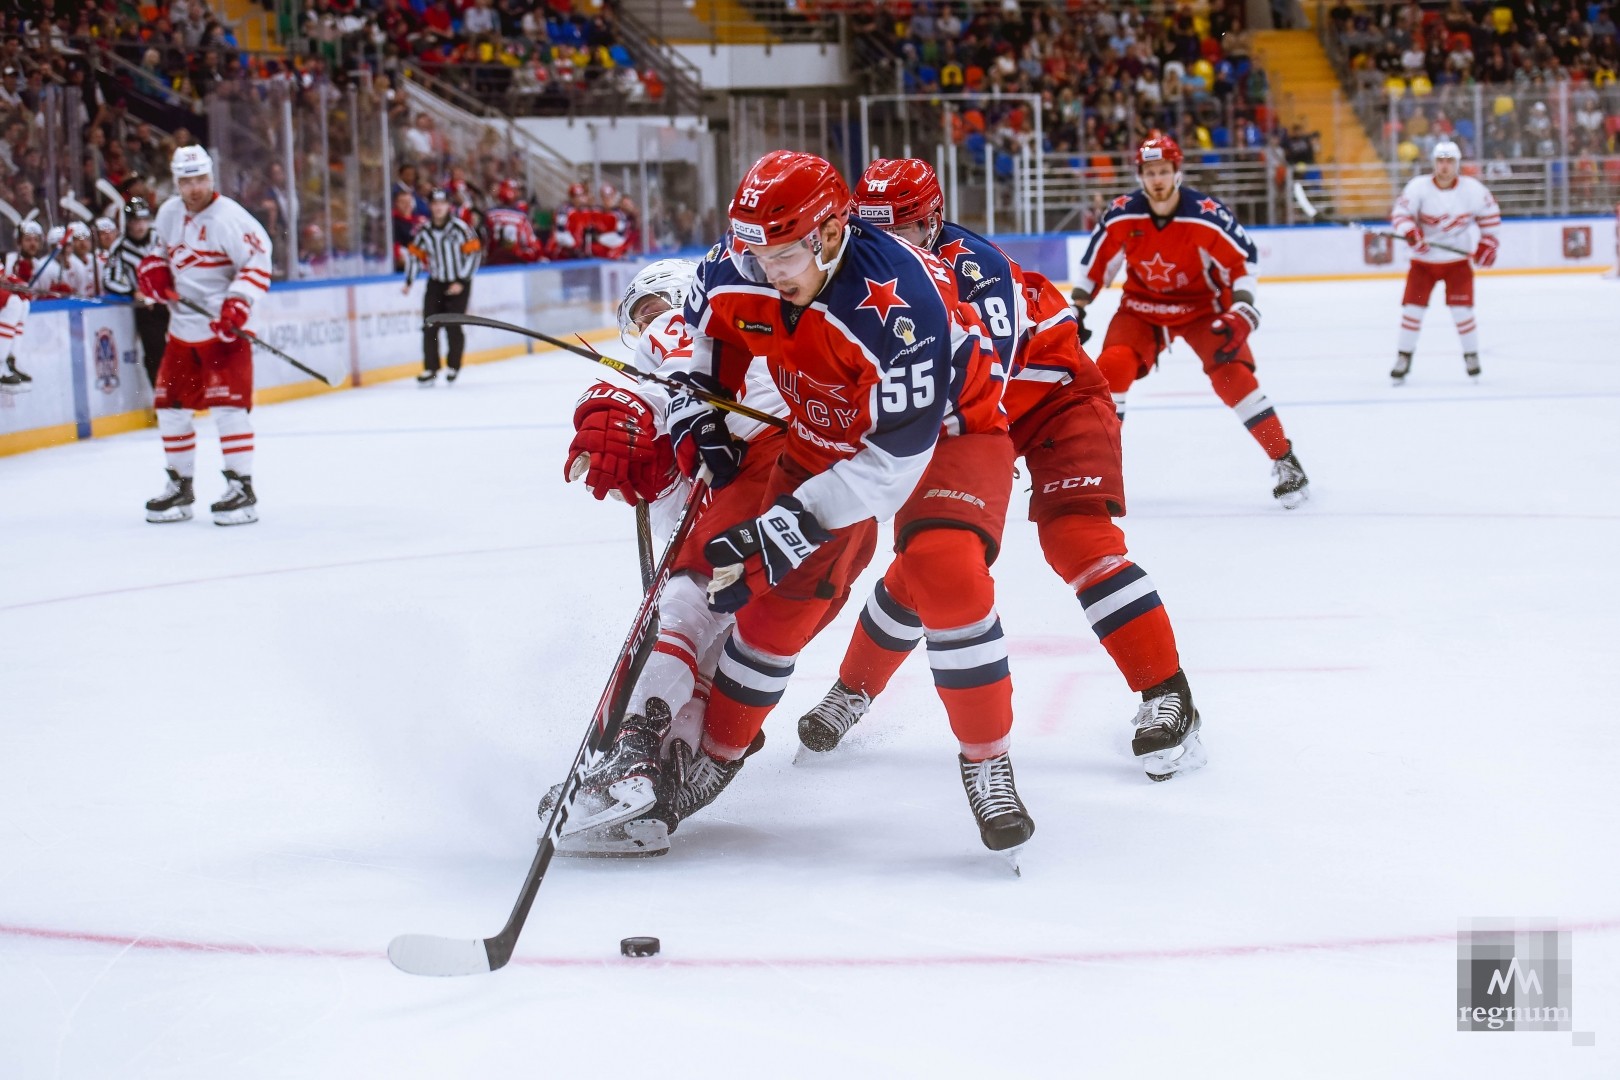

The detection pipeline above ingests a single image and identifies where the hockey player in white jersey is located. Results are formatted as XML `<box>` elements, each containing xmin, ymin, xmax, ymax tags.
<box><xmin>137</xmin><ymin>145</ymin><xmax>274</xmax><ymax>526</ymax></box>
<box><xmin>0</xmin><ymin>220</ymin><xmax>72</xmax><ymax>392</ymax></box>
<box><xmin>1390</xmin><ymin>140</ymin><xmax>1501</xmax><ymax>383</ymax></box>
<box><xmin>538</xmin><ymin>257</ymin><xmax>789</xmax><ymax>856</ymax></box>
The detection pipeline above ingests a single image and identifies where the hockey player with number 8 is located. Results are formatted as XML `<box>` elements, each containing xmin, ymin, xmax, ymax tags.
<box><xmin>798</xmin><ymin>158</ymin><xmax>1204</xmax><ymax>782</ymax></box>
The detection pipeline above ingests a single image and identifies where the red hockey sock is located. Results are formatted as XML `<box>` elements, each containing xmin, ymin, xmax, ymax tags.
<box><xmin>701</xmin><ymin>631</ymin><xmax>795</xmax><ymax>760</ymax></box>
<box><xmin>838</xmin><ymin>576</ymin><xmax>924</xmax><ymax>696</ymax></box>
<box><xmin>1209</xmin><ymin>362</ymin><xmax>1291</xmax><ymax>460</ymax></box>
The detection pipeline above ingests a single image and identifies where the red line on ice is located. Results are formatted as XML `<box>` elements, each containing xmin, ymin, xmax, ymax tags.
<box><xmin>3</xmin><ymin>919</ymin><xmax>1615</xmax><ymax>971</ymax></box>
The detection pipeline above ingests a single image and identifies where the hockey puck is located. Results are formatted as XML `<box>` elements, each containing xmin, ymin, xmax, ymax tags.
<box><xmin>620</xmin><ymin>936</ymin><xmax>660</xmax><ymax>958</ymax></box>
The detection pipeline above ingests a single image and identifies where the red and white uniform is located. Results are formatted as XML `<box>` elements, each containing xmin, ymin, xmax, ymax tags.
<box><xmin>1</xmin><ymin>251</ymin><xmax>69</xmax><ymax>354</ymax></box>
<box><xmin>60</xmin><ymin>250</ymin><xmax>98</xmax><ymax>297</ymax></box>
<box><xmin>1392</xmin><ymin>174</ymin><xmax>1500</xmax><ymax>266</ymax></box>
<box><xmin>484</xmin><ymin>205</ymin><xmax>543</xmax><ymax>265</ymax></box>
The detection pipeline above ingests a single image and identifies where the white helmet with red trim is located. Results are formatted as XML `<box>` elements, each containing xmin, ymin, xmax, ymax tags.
<box><xmin>171</xmin><ymin>144</ymin><xmax>214</xmax><ymax>179</ymax></box>
<box><xmin>615</xmin><ymin>258</ymin><xmax>697</xmax><ymax>347</ymax></box>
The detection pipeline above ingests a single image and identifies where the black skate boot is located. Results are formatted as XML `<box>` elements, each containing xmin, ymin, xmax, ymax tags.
<box><xmin>1271</xmin><ymin>444</ymin><xmax>1310</xmax><ymax>509</ymax></box>
<box><xmin>444</xmin><ymin>368</ymin><xmax>459</xmax><ymax>385</ymax></box>
<box><xmin>145</xmin><ymin>468</ymin><xmax>195</xmax><ymax>523</ymax></box>
<box><xmin>416</xmin><ymin>369</ymin><xmax>437</xmax><ymax>386</ymax></box>
<box><xmin>3</xmin><ymin>355</ymin><xmax>31</xmax><ymax>393</ymax></box>
<box><xmin>1390</xmin><ymin>351</ymin><xmax>1412</xmax><ymax>384</ymax></box>
<box><xmin>664</xmin><ymin>730</ymin><xmax>766</xmax><ymax>825</ymax></box>
<box><xmin>959</xmin><ymin>752</ymin><xmax>1034</xmax><ymax>869</ymax></box>
<box><xmin>1131</xmin><ymin>669</ymin><xmax>1207</xmax><ymax>782</ymax></box>
<box><xmin>540</xmin><ymin>698</ymin><xmax>674</xmax><ymax>840</ymax></box>
<box><xmin>211</xmin><ymin>471</ymin><xmax>258</xmax><ymax>526</ymax></box>
<box><xmin>796</xmin><ymin>679</ymin><xmax>871</xmax><ymax>758</ymax></box>
<box><xmin>1464</xmin><ymin>352</ymin><xmax>1480</xmax><ymax>380</ymax></box>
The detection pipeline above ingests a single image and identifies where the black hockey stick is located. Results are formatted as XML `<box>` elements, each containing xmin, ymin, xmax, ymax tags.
<box><xmin>388</xmin><ymin>476</ymin><xmax>709</xmax><ymax>977</ymax></box>
<box><xmin>634</xmin><ymin>500</ymin><xmax>655</xmax><ymax>592</ymax></box>
<box><xmin>1291</xmin><ymin>182</ymin><xmax>1473</xmax><ymax>258</ymax></box>
<box><xmin>425</xmin><ymin>311</ymin><xmax>786</xmax><ymax>430</ymax></box>
<box><xmin>170</xmin><ymin>295</ymin><xmax>336</xmax><ymax>385</ymax></box>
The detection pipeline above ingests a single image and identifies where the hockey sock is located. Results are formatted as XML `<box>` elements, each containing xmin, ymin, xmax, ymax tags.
<box><xmin>1095</xmin><ymin>344</ymin><xmax>1139</xmax><ymax>421</ymax></box>
<box><xmin>214</xmin><ymin>406</ymin><xmax>254</xmax><ymax>476</ymax></box>
<box><xmin>702</xmin><ymin>631</ymin><xmax>796</xmax><ymax>761</ymax></box>
<box><xmin>1398</xmin><ymin>303</ymin><xmax>1425</xmax><ymax>353</ymax></box>
<box><xmin>1041</xmin><ymin>515</ymin><xmax>1181</xmax><ymax>692</ymax></box>
<box><xmin>631</xmin><ymin>573</ymin><xmax>726</xmax><ymax>719</ymax></box>
<box><xmin>157</xmin><ymin>408</ymin><xmax>196</xmax><ymax>476</ymax></box>
<box><xmin>837</xmin><ymin>578</ymin><xmax>924</xmax><ymax>697</ymax></box>
<box><xmin>1449</xmin><ymin>306</ymin><xmax>1479</xmax><ymax>354</ymax></box>
<box><xmin>1209</xmin><ymin>362</ymin><xmax>1290</xmax><ymax>460</ymax></box>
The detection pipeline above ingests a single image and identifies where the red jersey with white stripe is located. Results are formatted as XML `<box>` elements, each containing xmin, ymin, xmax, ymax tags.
<box><xmin>1002</xmin><ymin>270</ymin><xmax>1111</xmax><ymax>423</ymax></box>
<box><xmin>678</xmin><ymin>222</ymin><xmax>1005</xmax><ymax>530</ymax></box>
<box><xmin>484</xmin><ymin>205</ymin><xmax>541</xmax><ymax>264</ymax></box>
<box><xmin>1391</xmin><ymin>174</ymin><xmax>1500</xmax><ymax>265</ymax></box>
<box><xmin>144</xmin><ymin>193</ymin><xmax>274</xmax><ymax>343</ymax></box>
<box><xmin>1075</xmin><ymin>187</ymin><xmax>1259</xmax><ymax>328</ymax></box>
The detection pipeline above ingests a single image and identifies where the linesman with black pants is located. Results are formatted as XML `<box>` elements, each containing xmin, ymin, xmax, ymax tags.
<box><xmin>403</xmin><ymin>188</ymin><xmax>483</xmax><ymax>386</ymax></box>
<box><xmin>103</xmin><ymin>197</ymin><xmax>170</xmax><ymax>389</ymax></box>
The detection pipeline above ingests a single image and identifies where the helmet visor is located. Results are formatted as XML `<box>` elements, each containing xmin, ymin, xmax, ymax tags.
<box><xmin>728</xmin><ymin>235</ymin><xmax>815</xmax><ymax>286</ymax></box>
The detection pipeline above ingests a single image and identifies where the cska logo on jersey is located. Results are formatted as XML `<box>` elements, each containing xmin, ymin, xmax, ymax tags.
<box><xmin>1197</xmin><ymin>198</ymin><xmax>1219</xmax><ymax>215</ymax></box>
<box><xmin>1111</xmin><ymin>195</ymin><xmax>1131</xmax><ymax>211</ymax></box>
<box><xmin>1140</xmin><ymin>252</ymin><xmax>1176</xmax><ymax>286</ymax></box>
<box><xmin>935</xmin><ymin>238</ymin><xmax>973</xmax><ymax>264</ymax></box>
<box><xmin>855</xmin><ymin>277</ymin><xmax>909</xmax><ymax>322</ymax></box>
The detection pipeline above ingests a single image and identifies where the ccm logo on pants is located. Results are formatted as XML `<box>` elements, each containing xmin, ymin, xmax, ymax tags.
<box><xmin>1043</xmin><ymin>476</ymin><xmax>1103</xmax><ymax>493</ymax></box>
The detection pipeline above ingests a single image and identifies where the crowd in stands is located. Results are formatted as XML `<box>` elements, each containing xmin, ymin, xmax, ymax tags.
<box><xmin>1327</xmin><ymin>0</ymin><xmax>1620</xmax><ymax>163</ymax></box>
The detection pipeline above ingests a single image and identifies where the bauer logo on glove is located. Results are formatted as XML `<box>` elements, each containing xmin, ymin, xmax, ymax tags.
<box><xmin>703</xmin><ymin>496</ymin><xmax>833</xmax><ymax>613</ymax></box>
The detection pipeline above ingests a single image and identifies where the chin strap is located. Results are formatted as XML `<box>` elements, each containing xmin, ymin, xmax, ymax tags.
<box><xmin>811</xmin><ymin>222</ymin><xmax>851</xmax><ymax>275</ymax></box>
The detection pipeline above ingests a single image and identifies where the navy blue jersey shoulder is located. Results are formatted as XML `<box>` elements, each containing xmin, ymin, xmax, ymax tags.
<box><xmin>931</xmin><ymin>220</ymin><xmax>1021</xmax><ymax>368</ymax></box>
<box><xmin>1176</xmin><ymin>187</ymin><xmax>1258</xmax><ymax>261</ymax></box>
<box><xmin>822</xmin><ymin>222</ymin><xmax>952</xmax><ymax>361</ymax></box>
<box><xmin>1099</xmin><ymin>190</ymin><xmax>1152</xmax><ymax>225</ymax></box>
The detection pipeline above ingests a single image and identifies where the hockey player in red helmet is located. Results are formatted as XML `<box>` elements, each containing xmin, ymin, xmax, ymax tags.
<box><xmin>628</xmin><ymin>150</ymin><xmax>1034</xmax><ymax>862</ymax></box>
<box><xmin>486</xmin><ymin>178</ymin><xmax>542</xmax><ymax>264</ymax></box>
<box><xmin>554</xmin><ymin>180</ymin><xmax>594</xmax><ymax>259</ymax></box>
<box><xmin>1073</xmin><ymin>135</ymin><xmax>1310</xmax><ymax>507</ymax></box>
<box><xmin>798</xmin><ymin>157</ymin><xmax>1205</xmax><ymax>782</ymax></box>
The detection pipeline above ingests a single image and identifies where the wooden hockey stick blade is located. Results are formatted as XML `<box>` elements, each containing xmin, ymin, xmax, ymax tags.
<box><xmin>1290</xmin><ymin>181</ymin><xmax>1320</xmax><ymax>221</ymax></box>
<box><xmin>387</xmin><ymin>933</ymin><xmax>493</xmax><ymax>976</ymax></box>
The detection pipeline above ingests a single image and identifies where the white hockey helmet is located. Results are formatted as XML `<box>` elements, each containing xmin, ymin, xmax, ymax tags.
<box><xmin>18</xmin><ymin>220</ymin><xmax>44</xmax><ymax>241</ymax></box>
<box><xmin>67</xmin><ymin>221</ymin><xmax>92</xmax><ymax>242</ymax></box>
<box><xmin>46</xmin><ymin>225</ymin><xmax>65</xmax><ymax>246</ymax></box>
<box><xmin>171</xmin><ymin>144</ymin><xmax>214</xmax><ymax>179</ymax></box>
<box><xmin>1432</xmin><ymin>140</ymin><xmax>1462</xmax><ymax>163</ymax></box>
<box><xmin>615</xmin><ymin>258</ymin><xmax>698</xmax><ymax>345</ymax></box>
<box><xmin>94</xmin><ymin>216</ymin><xmax>118</xmax><ymax>235</ymax></box>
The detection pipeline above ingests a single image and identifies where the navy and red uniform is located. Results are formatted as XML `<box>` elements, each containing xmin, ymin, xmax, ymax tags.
<box><xmin>1078</xmin><ymin>187</ymin><xmax>1294</xmax><ymax>462</ymax></box>
<box><xmin>675</xmin><ymin>221</ymin><xmax>1018</xmax><ymax>760</ymax></box>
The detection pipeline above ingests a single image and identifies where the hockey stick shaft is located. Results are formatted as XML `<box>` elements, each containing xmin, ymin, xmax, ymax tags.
<box><xmin>1291</xmin><ymin>181</ymin><xmax>1473</xmax><ymax>258</ymax></box>
<box><xmin>388</xmin><ymin>477</ymin><xmax>709</xmax><ymax>977</ymax></box>
<box><xmin>425</xmin><ymin>311</ymin><xmax>787</xmax><ymax>430</ymax></box>
<box><xmin>634</xmin><ymin>500</ymin><xmax>655</xmax><ymax>592</ymax></box>
<box><xmin>0</xmin><ymin>279</ymin><xmax>126</xmax><ymax>304</ymax></box>
<box><xmin>170</xmin><ymin>294</ymin><xmax>335</xmax><ymax>385</ymax></box>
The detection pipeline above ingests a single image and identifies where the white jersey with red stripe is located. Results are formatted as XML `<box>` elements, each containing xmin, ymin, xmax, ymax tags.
<box><xmin>1391</xmin><ymin>174</ymin><xmax>1500</xmax><ymax>265</ymax></box>
<box><xmin>145</xmin><ymin>193</ymin><xmax>274</xmax><ymax>343</ymax></box>
<box><xmin>61</xmin><ymin>252</ymin><xmax>97</xmax><ymax>297</ymax></box>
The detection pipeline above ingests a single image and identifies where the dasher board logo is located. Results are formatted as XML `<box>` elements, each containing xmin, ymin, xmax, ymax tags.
<box><xmin>1562</xmin><ymin>226</ymin><xmax>1591</xmax><ymax>259</ymax></box>
<box><xmin>94</xmin><ymin>327</ymin><xmax>120</xmax><ymax>393</ymax></box>
<box><xmin>1456</xmin><ymin>920</ymin><xmax>1571</xmax><ymax>1032</ymax></box>
<box><xmin>1363</xmin><ymin>232</ymin><xmax>1394</xmax><ymax>265</ymax></box>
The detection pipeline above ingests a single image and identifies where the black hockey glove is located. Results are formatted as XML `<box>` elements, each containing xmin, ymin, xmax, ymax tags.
<box><xmin>667</xmin><ymin>371</ymin><xmax>746</xmax><ymax>489</ymax></box>
<box><xmin>703</xmin><ymin>496</ymin><xmax>834</xmax><ymax>613</ymax></box>
<box><xmin>1070</xmin><ymin>287</ymin><xmax>1093</xmax><ymax>344</ymax></box>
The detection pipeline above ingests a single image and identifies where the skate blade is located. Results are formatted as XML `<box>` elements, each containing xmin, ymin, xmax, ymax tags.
<box><xmin>1275</xmin><ymin>485</ymin><xmax>1310</xmax><ymax>511</ymax></box>
<box><xmin>1144</xmin><ymin>730</ymin><xmax>1208</xmax><ymax>782</ymax></box>
<box><xmin>554</xmin><ymin>817</ymin><xmax>669</xmax><ymax>858</ymax></box>
<box><xmin>792</xmin><ymin>742</ymin><xmax>827</xmax><ymax>766</ymax></box>
<box><xmin>557</xmin><ymin>776</ymin><xmax>657</xmax><ymax>838</ymax></box>
<box><xmin>0</xmin><ymin>384</ymin><xmax>30</xmax><ymax>395</ymax></box>
<box><xmin>999</xmin><ymin>845</ymin><xmax>1025</xmax><ymax>877</ymax></box>
<box><xmin>213</xmin><ymin>507</ymin><xmax>259</xmax><ymax>526</ymax></box>
<box><xmin>146</xmin><ymin>506</ymin><xmax>194</xmax><ymax>523</ymax></box>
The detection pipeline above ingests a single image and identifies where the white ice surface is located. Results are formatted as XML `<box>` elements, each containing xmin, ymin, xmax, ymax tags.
<box><xmin>1</xmin><ymin>275</ymin><xmax>1617</xmax><ymax>1078</ymax></box>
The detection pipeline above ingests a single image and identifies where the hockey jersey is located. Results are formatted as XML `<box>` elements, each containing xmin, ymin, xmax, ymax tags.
<box><xmin>1391</xmin><ymin>174</ymin><xmax>1500</xmax><ymax>264</ymax></box>
<box><xmin>142</xmin><ymin>193</ymin><xmax>274</xmax><ymax>343</ymax></box>
<box><xmin>484</xmin><ymin>205</ymin><xmax>542</xmax><ymax>265</ymax></box>
<box><xmin>1075</xmin><ymin>187</ymin><xmax>1259</xmax><ymax>326</ymax></box>
<box><xmin>0</xmin><ymin>250</ymin><xmax>70</xmax><ymax>344</ymax></box>
<box><xmin>677</xmin><ymin>221</ymin><xmax>1004</xmax><ymax>531</ymax></box>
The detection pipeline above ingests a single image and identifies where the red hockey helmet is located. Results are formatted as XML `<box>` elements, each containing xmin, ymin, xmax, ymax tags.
<box><xmin>1134</xmin><ymin>135</ymin><xmax>1184</xmax><ymax>171</ymax></box>
<box><xmin>568</xmin><ymin>181</ymin><xmax>589</xmax><ymax>200</ymax></box>
<box><xmin>728</xmin><ymin>150</ymin><xmax>851</xmax><ymax>249</ymax></box>
<box><xmin>496</xmin><ymin>178</ymin><xmax>519</xmax><ymax>203</ymax></box>
<box><xmin>853</xmin><ymin>157</ymin><xmax>943</xmax><ymax>230</ymax></box>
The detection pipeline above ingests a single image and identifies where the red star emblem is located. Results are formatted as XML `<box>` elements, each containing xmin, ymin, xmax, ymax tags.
<box><xmin>1139</xmin><ymin>252</ymin><xmax>1176</xmax><ymax>286</ymax></box>
<box><xmin>1111</xmin><ymin>195</ymin><xmax>1131</xmax><ymax>210</ymax></box>
<box><xmin>1198</xmin><ymin>198</ymin><xmax>1219</xmax><ymax>215</ymax></box>
<box><xmin>855</xmin><ymin>277</ymin><xmax>910</xmax><ymax>322</ymax></box>
<box><xmin>935</xmin><ymin>238</ymin><xmax>973</xmax><ymax>264</ymax></box>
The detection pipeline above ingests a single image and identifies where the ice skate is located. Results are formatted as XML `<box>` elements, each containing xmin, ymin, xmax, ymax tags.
<box><xmin>144</xmin><ymin>468</ymin><xmax>195</xmax><ymax>523</ymax></box>
<box><xmin>1464</xmin><ymin>352</ymin><xmax>1480</xmax><ymax>381</ymax></box>
<box><xmin>210</xmin><ymin>471</ymin><xmax>258</xmax><ymax>526</ymax></box>
<box><xmin>664</xmin><ymin>730</ymin><xmax>765</xmax><ymax>824</ymax></box>
<box><xmin>537</xmin><ymin>699</ymin><xmax>673</xmax><ymax>837</ymax></box>
<box><xmin>416</xmin><ymin>370</ymin><xmax>437</xmax><ymax>386</ymax></box>
<box><xmin>958</xmin><ymin>752</ymin><xmax>1034</xmax><ymax>873</ymax></box>
<box><xmin>1131</xmin><ymin>670</ymin><xmax>1206</xmax><ymax>782</ymax></box>
<box><xmin>554</xmin><ymin>816</ymin><xmax>671</xmax><ymax>859</ymax></box>
<box><xmin>2</xmin><ymin>355</ymin><xmax>31</xmax><ymax>393</ymax></box>
<box><xmin>795</xmin><ymin>679</ymin><xmax>871</xmax><ymax>760</ymax></box>
<box><xmin>1390</xmin><ymin>351</ymin><xmax>1412</xmax><ymax>385</ymax></box>
<box><xmin>1271</xmin><ymin>446</ymin><xmax>1310</xmax><ymax>509</ymax></box>
<box><xmin>444</xmin><ymin>369</ymin><xmax>459</xmax><ymax>385</ymax></box>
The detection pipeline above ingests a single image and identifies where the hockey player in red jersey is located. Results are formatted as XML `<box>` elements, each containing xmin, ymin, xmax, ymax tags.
<box><xmin>483</xmin><ymin>179</ymin><xmax>543</xmax><ymax>265</ymax></box>
<box><xmin>797</xmin><ymin>158</ymin><xmax>1204</xmax><ymax>781</ymax></box>
<box><xmin>553</xmin><ymin>181</ymin><xmax>595</xmax><ymax>260</ymax></box>
<box><xmin>654</xmin><ymin>150</ymin><xmax>1032</xmax><ymax>858</ymax></box>
<box><xmin>1074</xmin><ymin>136</ymin><xmax>1309</xmax><ymax>508</ymax></box>
<box><xmin>137</xmin><ymin>145</ymin><xmax>273</xmax><ymax>526</ymax></box>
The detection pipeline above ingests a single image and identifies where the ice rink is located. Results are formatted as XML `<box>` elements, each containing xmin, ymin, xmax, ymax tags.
<box><xmin>2</xmin><ymin>273</ymin><xmax>1617</xmax><ymax>1078</ymax></box>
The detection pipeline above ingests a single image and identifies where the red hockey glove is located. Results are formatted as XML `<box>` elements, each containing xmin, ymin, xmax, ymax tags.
<box><xmin>1473</xmin><ymin>235</ymin><xmax>1499</xmax><ymax>268</ymax></box>
<box><xmin>1210</xmin><ymin>300</ymin><xmax>1260</xmax><ymax>364</ymax></box>
<box><xmin>703</xmin><ymin>496</ymin><xmax>834</xmax><ymax>613</ymax></box>
<box><xmin>1403</xmin><ymin>229</ymin><xmax>1431</xmax><ymax>257</ymax></box>
<box><xmin>48</xmin><ymin>281</ymin><xmax>74</xmax><ymax>295</ymax></box>
<box><xmin>137</xmin><ymin>261</ymin><xmax>177</xmax><ymax>302</ymax></box>
<box><xmin>210</xmin><ymin>295</ymin><xmax>252</xmax><ymax>341</ymax></box>
<box><xmin>667</xmin><ymin>371</ymin><xmax>746</xmax><ymax>489</ymax></box>
<box><xmin>565</xmin><ymin>381</ymin><xmax>676</xmax><ymax>504</ymax></box>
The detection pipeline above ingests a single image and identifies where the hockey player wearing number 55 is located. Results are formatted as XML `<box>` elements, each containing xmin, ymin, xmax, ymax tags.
<box><xmin>1073</xmin><ymin>136</ymin><xmax>1309</xmax><ymax>509</ymax></box>
<box><xmin>799</xmin><ymin>158</ymin><xmax>1204</xmax><ymax>782</ymax></box>
<box><xmin>137</xmin><ymin>145</ymin><xmax>274</xmax><ymax>526</ymax></box>
<box><xmin>1389</xmin><ymin>140</ymin><xmax>1501</xmax><ymax>384</ymax></box>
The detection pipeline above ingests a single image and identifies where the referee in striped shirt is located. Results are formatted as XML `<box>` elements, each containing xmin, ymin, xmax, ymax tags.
<box><xmin>102</xmin><ymin>197</ymin><xmax>169</xmax><ymax>390</ymax></box>
<box><xmin>403</xmin><ymin>188</ymin><xmax>483</xmax><ymax>385</ymax></box>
